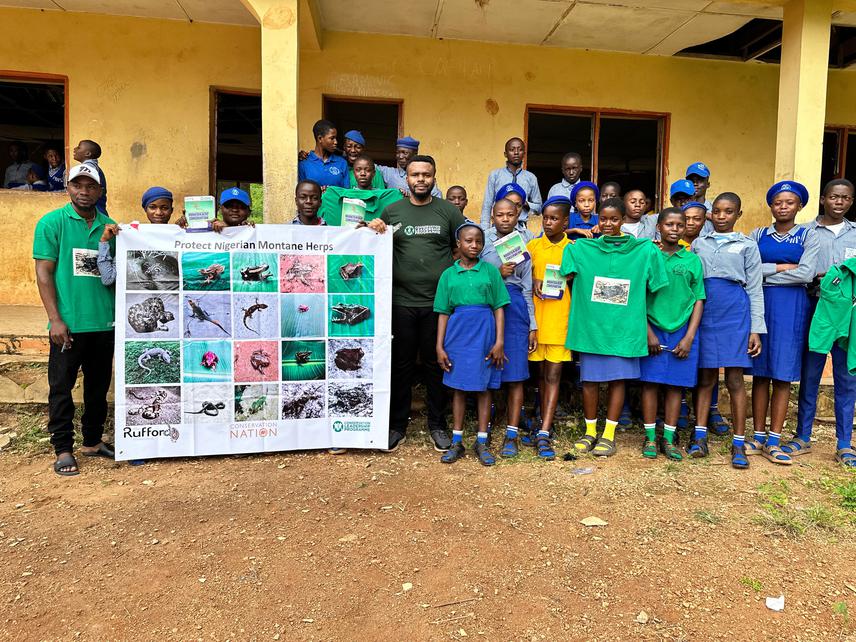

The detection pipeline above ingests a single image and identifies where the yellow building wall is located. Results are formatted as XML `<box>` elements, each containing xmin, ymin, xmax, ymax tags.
<box><xmin>0</xmin><ymin>8</ymin><xmax>260</xmax><ymax>306</ymax></box>
<box><xmin>826</xmin><ymin>68</ymin><xmax>856</xmax><ymax>127</ymax></box>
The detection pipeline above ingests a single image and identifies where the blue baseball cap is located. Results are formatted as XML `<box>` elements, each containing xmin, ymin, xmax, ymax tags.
<box><xmin>543</xmin><ymin>195</ymin><xmax>572</xmax><ymax>209</ymax></box>
<box><xmin>219</xmin><ymin>187</ymin><xmax>250</xmax><ymax>207</ymax></box>
<box><xmin>141</xmin><ymin>186</ymin><xmax>173</xmax><ymax>209</ymax></box>
<box><xmin>670</xmin><ymin>179</ymin><xmax>695</xmax><ymax>198</ymax></box>
<box><xmin>681</xmin><ymin>201</ymin><xmax>707</xmax><ymax>212</ymax></box>
<box><xmin>570</xmin><ymin>181</ymin><xmax>599</xmax><ymax>204</ymax></box>
<box><xmin>686</xmin><ymin>162</ymin><xmax>710</xmax><ymax>179</ymax></box>
<box><xmin>766</xmin><ymin>180</ymin><xmax>809</xmax><ymax>207</ymax></box>
<box><xmin>344</xmin><ymin>130</ymin><xmax>366</xmax><ymax>146</ymax></box>
<box><xmin>396</xmin><ymin>136</ymin><xmax>420</xmax><ymax>151</ymax></box>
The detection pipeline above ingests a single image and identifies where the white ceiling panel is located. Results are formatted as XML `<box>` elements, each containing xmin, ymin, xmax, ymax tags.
<box><xmin>180</xmin><ymin>0</ymin><xmax>256</xmax><ymax>25</ymax></box>
<box><xmin>54</xmin><ymin>0</ymin><xmax>187</xmax><ymax>21</ymax></box>
<box><xmin>0</xmin><ymin>0</ymin><xmax>57</xmax><ymax>8</ymax></box>
<box><xmin>704</xmin><ymin>1</ymin><xmax>783</xmax><ymax>18</ymax></box>
<box><xmin>646</xmin><ymin>12</ymin><xmax>753</xmax><ymax>55</ymax></box>
<box><xmin>580</xmin><ymin>0</ymin><xmax>710</xmax><ymax>10</ymax></box>
<box><xmin>436</xmin><ymin>0</ymin><xmax>570</xmax><ymax>45</ymax></box>
<box><xmin>318</xmin><ymin>0</ymin><xmax>437</xmax><ymax>38</ymax></box>
<box><xmin>548</xmin><ymin>3</ymin><xmax>696</xmax><ymax>52</ymax></box>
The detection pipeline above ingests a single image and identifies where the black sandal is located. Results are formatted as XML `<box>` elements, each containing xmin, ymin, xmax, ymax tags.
<box><xmin>53</xmin><ymin>452</ymin><xmax>80</xmax><ymax>477</ymax></box>
<box><xmin>82</xmin><ymin>442</ymin><xmax>115</xmax><ymax>459</ymax></box>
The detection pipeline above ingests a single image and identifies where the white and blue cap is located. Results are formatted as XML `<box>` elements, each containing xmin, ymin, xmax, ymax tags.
<box><xmin>670</xmin><ymin>179</ymin><xmax>695</xmax><ymax>198</ymax></box>
<box><xmin>219</xmin><ymin>187</ymin><xmax>250</xmax><ymax>207</ymax></box>
<box><xmin>686</xmin><ymin>162</ymin><xmax>710</xmax><ymax>179</ymax></box>
<box><xmin>766</xmin><ymin>180</ymin><xmax>809</xmax><ymax>207</ymax></box>
<box><xmin>68</xmin><ymin>163</ymin><xmax>101</xmax><ymax>184</ymax></box>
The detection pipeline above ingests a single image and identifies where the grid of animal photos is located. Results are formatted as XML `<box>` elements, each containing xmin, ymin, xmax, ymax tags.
<box><xmin>121</xmin><ymin>249</ymin><xmax>377</xmax><ymax>451</ymax></box>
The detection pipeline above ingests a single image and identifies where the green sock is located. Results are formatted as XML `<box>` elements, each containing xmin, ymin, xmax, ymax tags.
<box><xmin>644</xmin><ymin>423</ymin><xmax>656</xmax><ymax>442</ymax></box>
<box><xmin>663</xmin><ymin>424</ymin><xmax>676</xmax><ymax>444</ymax></box>
<box><xmin>585</xmin><ymin>418</ymin><xmax>597</xmax><ymax>438</ymax></box>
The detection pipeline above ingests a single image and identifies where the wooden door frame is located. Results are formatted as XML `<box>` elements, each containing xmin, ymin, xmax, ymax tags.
<box><xmin>209</xmin><ymin>86</ymin><xmax>262</xmax><ymax>194</ymax></box>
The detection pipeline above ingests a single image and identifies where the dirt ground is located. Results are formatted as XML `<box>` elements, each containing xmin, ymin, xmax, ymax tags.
<box><xmin>1</xmin><ymin>407</ymin><xmax>855</xmax><ymax>642</ymax></box>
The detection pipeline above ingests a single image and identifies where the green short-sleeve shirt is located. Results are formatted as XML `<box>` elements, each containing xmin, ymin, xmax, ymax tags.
<box><xmin>647</xmin><ymin>248</ymin><xmax>706</xmax><ymax>332</ymax></box>
<box><xmin>32</xmin><ymin>203</ymin><xmax>116</xmax><ymax>333</ymax></box>
<box><xmin>560</xmin><ymin>235</ymin><xmax>668</xmax><ymax>357</ymax></box>
<box><xmin>381</xmin><ymin>197</ymin><xmax>467</xmax><ymax>307</ymax></box>
<box><xmin>433</xmin><ymin>259</ymin><xmax>511</xmax><ymax>315</ymax></box>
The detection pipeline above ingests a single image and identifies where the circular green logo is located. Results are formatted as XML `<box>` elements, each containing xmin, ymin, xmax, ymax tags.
<box><xmin>404</xmin><ymin>225</ymin><xmax>415</xmax><ymax>236</ymax></box>
<box><xmin>333</xmin><ymin>420</ymin><xmax>344</xmax><ymax>433</ymax></box>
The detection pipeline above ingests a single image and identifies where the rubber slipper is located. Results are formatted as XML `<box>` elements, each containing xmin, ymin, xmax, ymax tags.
<box><xmin>745</xmin><ymin>438</ymin><xmax>765</xmax><ymax>456</ymax></box>
<box><xmin>661</xmin><ymin>440</ymin><xmax>683</xmax><ymax>461</ymax></box>
<box><xmin>500</xmin><ymin>437</ymin><xmax>519</xmax><ymax>458</ymax></box>
<box><xmin>474</xmin><ymin>442</ymin><xmax>496</xmax><ymax>466</ymax></box>
<box><xmin>780</xmin><ymin>437</ymin><xmax>812</xmax><ymax>456</ymax></box>
<box><xmin>81</xmin><ymin>442</ymin><xmax>115</xmax><ymax>459</ymax></box>
<box><xmin>836</xmin><ymin>447</ymin><xmax>856</xmax><ymax>468</ymax></box>
<box><xmin>687</xmin><ymin>438</ymin><xmax>709</xmax><ymax>459</ymax></box>
<box><xmin>592</xmin><ymin>437</ymin><xmax>616</xmax><ymax>457</ymax></box>
<box><xmin>53</xmin><ymin>452</ymin><xmax>79</xmax><ymax>477</ymax></box>
<box><xmin>574</xmin><ymin>434</ymin><xmax>597</xmax><ymax>453</ymax></box>
<box><xmin>762</xmin><ymin>444</ymin><xmax>793</xmax><ymax>466</ymax></box>
<box><xmin>440</xmin><ymin>442</ymin><xmax>465</xmax><ymax>464</ymax></box>
<box><xmin>535</xmin><ymin>436</ymin><xmax>555</xmax><ymax>461</ymax></box>
<box><xmin>641</xmin><ymin>439</ymin><xmax>658</xmax><ymax>459</ymax></box>
<box><xmin>709</xmin><ymin>412</ymin><xmax>730</xmax><ymax>436</ymax></box>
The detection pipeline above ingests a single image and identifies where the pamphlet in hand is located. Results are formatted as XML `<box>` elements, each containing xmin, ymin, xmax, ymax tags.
<box><xmin>494</xmin><ymin>230</ymin><xmax>531</xmax><ymax>265</ymax></box>
<box><xmin>540</xmin><ymin>263</ymin><xmax>565</xmax><ymax>300</ymax></box>
<box><xmin>184</xmin><ymin>195</ymin><xmax>216</xmax><ymax>232</ymax></box>
<box><xmin>342</xmin><ymin>197</ymin><xmax>367</xmax><ymax>227</ymax></box>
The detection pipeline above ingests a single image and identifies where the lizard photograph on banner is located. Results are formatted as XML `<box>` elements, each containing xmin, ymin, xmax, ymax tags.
<box><xmin>114</xmin><ymin>224</ymin><xmax>392</xmax><ymax>460</ymax></box>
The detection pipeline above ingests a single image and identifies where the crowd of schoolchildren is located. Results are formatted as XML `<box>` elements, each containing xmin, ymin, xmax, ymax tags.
<box><xmin>28</xmin><ymin>120</ymin><xmax>856</xmax><ymax>474</ymax></box>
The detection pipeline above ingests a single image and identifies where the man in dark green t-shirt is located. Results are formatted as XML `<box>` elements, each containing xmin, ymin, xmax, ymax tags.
<box><xmin>366</xmin><ymin>155</ymin><xmax>466</xmax><ymax>452</ymax></box>
<box><xmin>33</xmin><ymin>163</ymin><xmax>116</xmax><ymax>476</ymax></box>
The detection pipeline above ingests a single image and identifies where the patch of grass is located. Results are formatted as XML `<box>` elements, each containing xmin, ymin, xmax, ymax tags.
<box><xmin>833</xmin><ymin>479</ymin><xmax>856</xmax><ymax>513</ymax></box>
<box><xmin>754</xmin><ymin>479</ymin><xmax>843</xmax><ymax>536</ymax></box>
<box><xmin>694</xmin><ymin>509</ymin><xmax>721</xmax><ymax>525</ymax></box>
<box><xmin>663</xmin><ymin>462</ymin><xmax>681</xmax><ymax>475</ymax></box>
<box><xmin>740</xmin><ymin>576</ymin><xmax>763</xmax><ymax>592</ymax></box>
<box><xmin>758</xmin><ymin>479</ymin><xmax>791</xmax><ymax>510</ymax></box>
<box><xmin>9</xmin><ymin>407</ymin><xmax>53</xmax><ymax>454</ymax></box>
<box><xmin>833</xmin><ymin>601</ymin><xmax>850</xmax><ymax>624</ymax></box>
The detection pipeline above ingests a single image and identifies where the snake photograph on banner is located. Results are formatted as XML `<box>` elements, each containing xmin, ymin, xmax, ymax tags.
<box><xmin>113</xmin><ymin>224</ymin><xmax>392</xmax><ymax>460</ymax></box>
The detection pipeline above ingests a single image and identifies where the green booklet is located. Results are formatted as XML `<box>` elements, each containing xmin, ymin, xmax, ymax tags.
<box><xmin>541</xmin><ymin>263</ymin><xmax>565</xmax><ymax>300</ymax></box>
<box><xmin>494</xmin><ymin>230</ymin><xmax>531</xmax><ymax>265</ymax></box>
<box><xmin>184</xmin><ymin>195</ymin><xmax>216</xmax><ymax>232</ymax></box>
<box><xmin>341</xmin><ymin>197</ymin><xmax>367</xmax><ymax>227</ymax></box>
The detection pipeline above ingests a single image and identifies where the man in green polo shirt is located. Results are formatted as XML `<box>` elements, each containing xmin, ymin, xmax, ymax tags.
<box><xmin>33</xmin><ymin>163</ymin><xmax>117</xmax><ymax>476</ymax></box>
<box><xmin>366</xmin><ymin>154</ymin><xmax>466</xmax><ymax>452</ymax></box>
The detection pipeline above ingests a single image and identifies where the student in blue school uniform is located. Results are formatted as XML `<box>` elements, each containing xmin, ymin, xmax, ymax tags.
<box><xmin>297</xmin><ymin>119</ymin><xmax>348</xmax><ymax>188</ymax></box>
<box><xmin>621</xmin><ymin>189</ymin><xmax>657</xmax><ymax>239</ymax></box>
<box><xmin>492</xmin><ymin>183</ymin><xmax>530</xmax><ymax>233</ymax></box>
<box><xmin>435</xmin><ymin>222</ymin><xmax>509</xmax><ymax>466</ymax></box>
<box><xmin>640</xmin><ymin>209</ymin><xmax>705</xmax><ymax>461</ymax></box>
<box><xmin>567</xmin><ymin>181</ymin><xmax>600</xmax><ymax>240</ymax></box>
<box><xmin>783</xmin><ymin>178</ymin><xmax>856</xmax><ymax>468</ymax></box>
<box><xmin>480</xmin><ymin>138</ymin><xmax>542</xmax><ymax>229</ymax></box>
<box><xmin>748</xmin><ymin>181</ymin><xmax>819</xmax><ymax>465</ymax></box>
<box><xmin>690</xmin><ymin>193</ymin><xmax>765</xmax><ymax>469</ymax></box>
<box><xmin>44</xmin><ymin>146</ymin><xmax>65</xmax><ymax>192</ymax></box>
<box><xmin>480</xmin><ymin>199</ymin><xmax>540</xmax><ymax>458</ymax></box>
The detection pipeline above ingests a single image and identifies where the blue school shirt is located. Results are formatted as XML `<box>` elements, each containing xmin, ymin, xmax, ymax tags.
<box><xmin>567</xmin><ymin>212</ymin><xmax>599</xmax><ymax>241</ymax></box>
<box><xmin>47</xmin><ymin>163</ymin><xmax>65</xmax><ymax>191</ymax></box>
<box><xmin>799</xmin><ymin>217</ymin><xmax>856</xmax><ymax>276</ymax></box>
<box><xmin>691</xmin><ymin>232</ymin><xmax>766</xmax><ymax>334</ymax></box>
<box><xmin>480</xmin><ymin>167</ymin><xmax>542</xmax><ymax>229</ymax></box>
<box><xmin>376</xmin><ymin>165</ymin><xmax>442</xmax><ymax>198</ymax></box>
<box><xmin>750</xmin><ymin>225</ymin><xmax>819</xmax><ymax>287</ymax></box>
<box><xmin>621</xmin><ymin>214</ymin><xmax>658</xmax><ymax>239</ymax></box>
<box><xmin>480</xmin><ymin>227</ymin><xmax>537</xmax><ymax>330</ymax></box>
<box><xmin>297</xmin><ymin>152</ymin><xmax>348</xmax><ymax>187</ymax></box>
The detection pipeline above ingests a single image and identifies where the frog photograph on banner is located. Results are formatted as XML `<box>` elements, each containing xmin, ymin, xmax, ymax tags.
<box><xmin>112</xmin><ymin>223</ymin><xmax>392</xmax><ymax>461</ymax></box>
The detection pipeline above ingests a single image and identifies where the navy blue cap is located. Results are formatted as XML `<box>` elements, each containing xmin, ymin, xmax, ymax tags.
<box><xmin>670</xmin><ymin>179</ymin><xmax>695</xmax><ymax>198</ymax></box>
<box><xmin>454</xmin><ymin>221</ymin><xmax>483</xmax><ymax>238</ymax></box>
<box><xmin>681</xmin><ymin>201</ymin><xmax>707</xmax><ymax>212</ymax></box>
<box><xmin>219</xmin><ymin>187</ymin><xmax>250</xmax><ymax>207</ymax></box>
<box><xmin>396</xmin><ymin>136</ymin><xmax>419</xmax><ymax>150</ymax></box>
<box><xmin>543</xmin><ymin>195</ymin><xmax>572</xmax><ymax>209</ymax></box>
<box><xmin>141</xmin><ymin>186</ymin><xmax>173</xmax><ymax>209</ymax></box>
<box><xmin>571</xmin><ymin>181</ymin><xmax>599</xmax><ymax>204</ymax></box>
<box><xmin>344</xmin><ymin>130</ymin><xmax>366</xmax><ymax>146</ymax></box>
<box><xmin>686</xmin><ymin>162</ymin><xmax>710</xmax><ymax>179</ymax></box>
<box><xmin>495</xmin><ymin>182</ymin><xmax>527</xmax><ymax>202</ymax></box>
<box><xmin>766</xmin><ymin>180</ymin><xmax>809</xmax><ymax>207</ymax></box>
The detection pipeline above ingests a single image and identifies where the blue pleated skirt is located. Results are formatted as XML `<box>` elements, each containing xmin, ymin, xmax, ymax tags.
<box><xmin>749</xmin><ymin>285</ymin><xmax>809</xmax><ymax>382</ymax></box>
<box><xmin>443</xmin><ymin>305</ymin><xmax>502</xmax><ymax>392</ymax></box>
<box><xmin>501</xmin><ymin>284</ymin><xmax>530</xmax><ymax>383</ymax></box>
<box><xmin>639</xmin><ymin>322</ymin><xmax>699</xmax><ymax>387</ymax></box>
<box><xmin>579</xmin><ymin>352</ymin><xmax>640</xmax><ymax>383</ymax></box>
<box><xmin>698</xmin><ymin>278</ymin><xmax>751</xmax><ymax>369</ymax></box>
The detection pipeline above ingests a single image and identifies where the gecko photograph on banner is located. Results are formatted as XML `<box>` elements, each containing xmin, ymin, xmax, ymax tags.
<box><xmin>114</xmin><ymin>224</ymin><xmax>392</xmax><ymax>460</ymax></box>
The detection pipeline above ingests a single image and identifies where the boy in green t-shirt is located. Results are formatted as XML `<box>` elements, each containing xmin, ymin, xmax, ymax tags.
<box><xmin>638</xmin><ymin>209</ymin><xmax>705</xmax><ymax>461</ymax></box>
<box><xmin>33</xmin><ymin>164</ymin><xmax>116</xmax><ymax>476</ymax></box>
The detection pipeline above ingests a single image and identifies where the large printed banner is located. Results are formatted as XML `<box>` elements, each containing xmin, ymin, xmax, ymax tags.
<box><xmin>114</xmin><ymin>224</ymin><xmax>392</xmax><ymax>461</ymax></box>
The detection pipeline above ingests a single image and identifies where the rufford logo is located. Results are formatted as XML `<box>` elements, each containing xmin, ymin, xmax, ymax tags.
<box><xmin>333</xmin><ymin>420</ymin><xmax>371</xmax><ymax>432</ymax></box>
<box><xmin>124</xmin><ymin>426</ymin><xmax>174</xmax><ymax>438</ymax></box>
